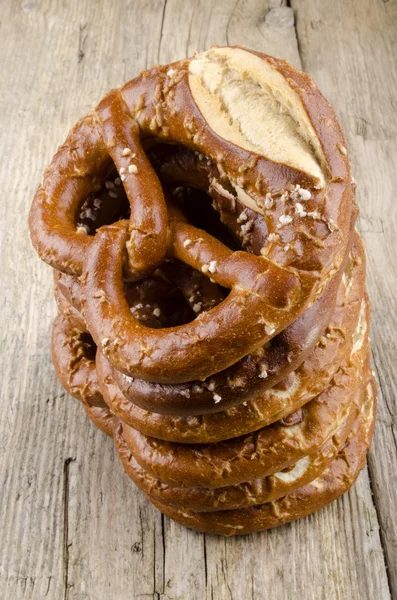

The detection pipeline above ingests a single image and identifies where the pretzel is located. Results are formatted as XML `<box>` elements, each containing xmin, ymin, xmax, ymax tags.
<box><xmin>55</xmin><ymin>240</ymin><xmax>342</xmax><ymax>415</ymax></box>
<box><xmin>147</xmin><ymin>378</ymin><xmax>376</xmax><ymax>535</ymax></box>
<box><xmin>121</xmin><ymin>334</ymin><xmax>369</xmax><ymax>488</ymax></box>
<box><xmin>30</xmin><ymin>46</ymin><xmax>354</xmax><ymax>391</ymax></box>
<box><xmin>114</xmin><ymin>374</ymin><xmax>369</xmax><ymax>512</ymax></box>
<box><xmin>54</xmin><ymin>249</ymin><xmax>341</xmax><ymax>415</ymax></box>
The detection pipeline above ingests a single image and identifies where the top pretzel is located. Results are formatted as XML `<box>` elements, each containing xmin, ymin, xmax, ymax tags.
<box><xmin>29</xmin><ymin>46</ymin><xmax>354</xmax><ymax>386</ymax></box>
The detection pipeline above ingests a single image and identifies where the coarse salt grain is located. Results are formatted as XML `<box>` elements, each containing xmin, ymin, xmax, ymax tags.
<box><xmin>213</xmin><ymin>393</ymin><xmax>222</xmax><ymax>403</ymax></box>
<box><xmin>328</xmin><ymin>218</ymin><xmax>338</xmax><ymax>232</ymax></box>
<box><xmin>208</xmin><ymin>260</ymin><xmax>217</xmax><ymax>274</ymax></box>
<box><xmin>264</xmin><ymin>193</ymin><xmax>273</xmax><ymax>209</ymax></box>
<box><xmin>279</xmin><ymin>214</ymin><xmax>293</xmax><ymax>225</ymax></box>
<box><xmin>193</xmin><ymin>303</ymin><xmax>202</xmax><ymax>313</ymax></box>
<box><xmin>298</xmin><ymin>188</ymin><xmax>311</xmax><ymax>201</ymax></box>
<box><xmin>201</xmin><ymin>264</ymin><xmax>209</xmax><ymax>273</ymax></box>
<box><xmin>268</xmin><ymin>232</ymin><xmax>279</xmax><ymax>242</ymax></box>
<box><xmin>295</xmin><ymin>202</ymin><xmax>307</xmax><ymax>217</ymax></box>
<box><xmin>153</xmin><ymin>308</ymin><xmax>161</xmax><ymax>317</ymax></box>
<box><xmin>122</xmin><ymin>147</ymin><xmax>132</xmax><ymax>156</ymax></box>
<box><xmin>183</xmin><ymin>239</ymin><xmax>192</xmax><ymax>248</ymax></box>
<box><xmin>128</xmin><ymin>164</ymin><xmax>138</xmax><ymax>174</ymax></box>
<box><xmin>258</xmin><ymin>364</ymin><xmax>268</xmax><ymax>379</ymax></box>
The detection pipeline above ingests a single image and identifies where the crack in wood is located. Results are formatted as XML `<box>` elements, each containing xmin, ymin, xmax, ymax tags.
<box><xmin>203</xmin><ymin>534</ymin><xmax>208</xmax><ymax>588</ymax></box>
<box><xmin>139</xmin><ymin>505</ymin><xmax>145</xmax><ymax>560</ymax></box>
<box><xmin>226</xmin><ymin>0</ymin><xmax>239</xmax><ymax>46</ymax></box>
<box><xmin>161</xmin><ymin>513</ymin><xmax>166</xmax><ymax>594</ymax></box>
<box><xmin>289</xmin><ymin>1</ymin><xmax>303</xmax><ymax>67</ymax></box>
<box><xmin>63</xmin><ymin>457</ymin><xmax>75</xmax><ymax>600</ymax></box>
<box><xmin>78</xmin><ymin>23</ymin><xmax>88</xmax><ymax>64</ymax></box>
<box><xmin>366</xmin><ymin>465</ymin><xmax>393</xmax><ymax>599</ymax></box>
<box><xmin>45</xmin><ymin>575</ymin><xmax>52</xmax><ymax>596</ymax></box>
<box><xmin>158</xmin><ymin>0</ymin><xmax>168</xmax><ymax>63</ymax></box>
<box><xmin>372</xmin><ymin>351</ymin><xmax>397</xmax><ymax>451</ymax></box>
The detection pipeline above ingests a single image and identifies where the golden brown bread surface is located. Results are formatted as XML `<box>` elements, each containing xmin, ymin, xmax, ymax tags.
<box><xmin>29</xmin><ymin>45</ymin><xmax>374</xmax><ymax>536</ymax></box>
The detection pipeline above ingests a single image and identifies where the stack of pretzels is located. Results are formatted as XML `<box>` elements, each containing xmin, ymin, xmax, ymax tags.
<box><xmin>29</xmin><ymin>46</ymin><xmax>376</xmax><ymax>536</ymax></box>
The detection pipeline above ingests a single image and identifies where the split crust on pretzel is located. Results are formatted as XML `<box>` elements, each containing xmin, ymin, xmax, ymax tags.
<box><xmin>147</xmin><ymin>378</ymin><xmax>376</xmax><ymax>536</ymax></box>
<box><xmin>121</xmin><ymin>331</ymin><xmax>370</xmax><ymax>488</ymax></box>
<box><xmin>30</xmin><ymin>45</ymin><xmax>355</xmax><ymax>386</ymax></box>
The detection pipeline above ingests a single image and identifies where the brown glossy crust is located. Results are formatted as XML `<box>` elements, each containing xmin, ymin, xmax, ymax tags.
<box><xmin>146</xmin><ymin>378</ymin><xmax>376</xmax><ymax>535</ymax></box>
<box><xmin>99</xmin><ymin>233</ymin><xmax>366</xmax><ymax>427</ymax></box>
<box><xmin>54</xmin><ymin>227</ymin><xmax>360</xmax><ymax>418</ymax></box>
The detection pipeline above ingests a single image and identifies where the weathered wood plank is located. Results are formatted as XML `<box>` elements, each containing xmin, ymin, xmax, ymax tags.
<box><xmin>0</xmin><ymin>0</ymin><xmax>394</xmax><ymax>599</ymax></box>
<box><xmin>291</xmin><ymin>1</ymin><xmax>397</xmax><ymax>595</ymax></box>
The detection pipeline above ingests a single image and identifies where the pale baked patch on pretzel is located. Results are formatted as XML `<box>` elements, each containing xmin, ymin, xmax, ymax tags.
<box><xmin>188</xmin><ymin>47</ymin><xmax>327</xmax><ymax>186</ymax></box>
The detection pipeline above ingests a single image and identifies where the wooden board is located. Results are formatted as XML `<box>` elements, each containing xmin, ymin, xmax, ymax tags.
<box><xmin>0</xmin><ymin>0</ymin><xmax>395</xmax><ymax>598</ymax></box>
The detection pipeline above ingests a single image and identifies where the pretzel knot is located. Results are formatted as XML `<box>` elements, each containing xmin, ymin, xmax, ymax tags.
<box><xmin>30</xmin><ymin>46</ymin><xmax>354</xmax><ymax>409</ymax></box>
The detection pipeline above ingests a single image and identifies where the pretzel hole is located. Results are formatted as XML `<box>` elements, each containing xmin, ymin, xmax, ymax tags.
<box><xmin>76</xmin><ymin>164</ymin><xmax>130</xmax><ymax>235</ymax></box>
<box><xmin>124</xmin><ymin>274</ymin><xmax>195</xmax><ymax>328</ymax></box>
<box><xmin>172</xmin><ymin>187</ymin><xmax>240</xmax><ymax>252</ymax></box>
<box><xmin>148</xmin><ymin>143</ymin><xmax>268</xmax><ymax>254</ymax></box>
<box><xmin>76</xmin><ymin>331</ymin><xmax>97</xmax><ymax>361</ymax></box>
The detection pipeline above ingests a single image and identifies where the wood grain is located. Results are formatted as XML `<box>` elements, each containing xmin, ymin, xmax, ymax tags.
<box><xmin>0</xmin><ymin>0</ymin><xmax>395</xmax><ymax>599</ymax></box>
